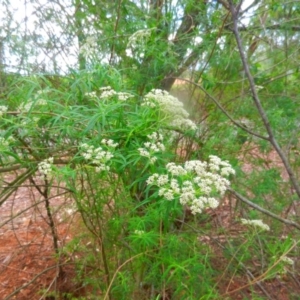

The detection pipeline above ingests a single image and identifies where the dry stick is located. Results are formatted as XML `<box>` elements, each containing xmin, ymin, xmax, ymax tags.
<box><xmin>4</xmin><ymin>262</ymin><xmax>71</xmax><ymax>300</ymax></box>
<box><xmin>0</xmin><ymin>192</ymin><xmax>69</xmax><ymax>228</ymax></box>
<box><xmin>38</xmin><ymin>275</ymin><xmax>58</xmax><ymax>300</ymax></box>
<box><xmin>85</xmin><ymin>170</ymin><xmax>112</xmax><ymax>296</ymax></box>
<box><xmin>0</xmin><ymin>169</ymin><xmax>35</xmax><ymax>206</ymax></box>
<box><xmin>222</xmin><ymin>239</ymin><xmax>299</xmax><ymax>297</ymax></box>
<box><xmin>30</xmin><ymin>176</ymin><xmax>60</xmax><ymax>253</ymax></box>
<box><xmin>0</xmin><ymin>164</ymin><xmax>22</xmax><ymax>173</ymax></box>
<box><xmin>228</xmin><ymin>0</ymin><xmax>300</xmax><ymax>200</ymax></box>
<box><xmin>228</xmin><ymin>188</ymin><xmax>300</xmax><ymax>230</ymax></box>
<box><xmin>43</xmin><ymin>178</ymin><xmax>64</xmax><ymax>280</ymax></box>
<box><xmin>103</xmin><ymin>252</ymin><xmax>149</xmax><ymax>300</ymax></box>
<box><xmin>30</xmin><ymin>175</ymin><xmax>64</xmax><ymax>279</ymax></box>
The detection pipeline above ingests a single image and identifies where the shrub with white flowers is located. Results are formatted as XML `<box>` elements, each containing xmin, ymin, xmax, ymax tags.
<box><xmin>138</xmin><ymin>132</ymin><xmax>165</xmax><ymax>164</ymax></box>
<box><xmin>142</xmin><ymin>89</ymin><xmax>197</xmax><ymax>130</ymax></box>
<box><xmin>80</xmin><ymin>139</ymin><xmax>118</xmax><ymax>172</ymax></box>
<box><xmin>241</xmin><ymin>218</ymin><xmax>270</xmax><ymax>231</ymax></box>
<box><xmin>38</xmin><ymin>157</ymin><xmax>54</xmax><ymax>180</ymax></box>
<box><xmin>147</xmin><ymin>155</ymin><xmax>235</xmax><ymax>214</ymax></box>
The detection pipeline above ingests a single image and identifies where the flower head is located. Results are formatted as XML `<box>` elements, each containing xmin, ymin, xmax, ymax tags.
<box><xmin>98</xmin><ymin>86</ymin><xmax>134</xmax><ymax>101</ymax></box>
<box><xmin>127</xmin><ymin>28</ymin><xmax>154</xmax><ymax>50</ymax></box>
<box><xmin>142</xmin><ymin>89</ymin><xmax>196</xmax><ymax>130</ymax></box>
<box><xmin>281</xmin><ymin>256</ymin><xmax>294</xmax><ymax>265</ymax></box>
<box><xmin>80</xmin><ymin>36</ymin><xmax>97</xmax><ymax>58</ymax></box>
<box><xmin>138</xmin><ymin>131</ymin><xmax>165</xmax><ymax>164</ymax></box>
<box><xmin>0</xmin><ymin>105</ymin><xmax>8</xmax><ymax>117</ymax></box>
<box><xmin>134</xmin><ymin>230</ymin><xmax>145</xmax><ymax>235</ymax></box>
<box><xmin>241</xmin><ymin>219</ymin><xmax>270</xmax><ymax>231</ymax></box>
<box><xmin>80</xmin><ymin>143</ymin><xmax>115</xmax><ymax>173</ymax></box>
<box><xmin>147</xmin><ymin>156</ymin><xmax>235</xmax><ymax>214</ymax></box>
<box><xmin>18</xmin><ymin>98</ymin><xmax>47</xmax><ymax>113</ymax></box>
<box><xmin>38</xmin><ymin>157</ymin><xmax>54</xmax><ymax>179</ymax></box>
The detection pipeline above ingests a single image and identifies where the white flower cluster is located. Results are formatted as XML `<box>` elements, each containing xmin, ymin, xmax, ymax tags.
<box><xmin>208</xmin><ymin>155</ymin><xmax>236</xmax><ymax>177</ymax></box>
<box><xmin>98</xmin><ymin>86</ymin><xmax>133</xmax><ymax>101</ymax></box>
<box><xmin>239</xmin><ymin>117</ymin><xmax>255</xmax><ymax>129</ymax></box>
<box><xmin>281</xmin><ymin>256</ymin><xmax>294</xmax><ymax>265</ymax></box>
<box><xmin>142</xmin><ymin>89</ymin><xmax>197</xmax><ymax>130</ymax></box>
<box><xmin>0</xmin><ymin>137</ymin><xmax>9</xmax><ymax>147</ymax></box>
<box><xmin>0</xmin><ymin>105</ymin><xmax>8</xmax><ymax>117</ymax></box>
<box><xmin>117</xmin><ymin>92</ymin><xmax>134</xmax><ymax>101</ymax></box>
<box><xmin>38</xmin><ymin>157</ymin><xmax>54</xmax><ymax>179</ymax></box>
<box><xmin>0</xmin><ymin>136</ymin><xmax>14</xmax><ymax>148</ymax></box>
<box><xmin>99</xmin><ymin>86</ymin><xmax>117</xmax><ymax>99</ymax></box>
<box><xmin>134</xmin><ymin>230</ymin><xmax>145</xmax><ymax>235</ymax></box>
<box><xmin>127</xmin><ymin>28</ymin><xmax>154</xmax><ymax>50</ymax></box>
<box><xmin>18</xmin><ymin>98</ymin><xmax>47</xmax><ymax>113</ymax></box>
<box><xmin>80</xmin><ymin>139</ymin><xmax>118</xmax><ymax>172</ymax></box>
<box><xmin>241</xmin><ymin>219</ymin><xmax>270</xmax><ymax>231</ymax></box>
<box><xmin>255</xmin><ymin>85</ymin><xmax>264</xmax><ymax>91</ymax></box>
<box><xmin>101</xmin><ymin>138</ymin><xmax>119</xmax><ymax>148</ymax></box>
<box><xmin>147</xmin><ymin>155</ymin><xmax>235</xmax><ymax>214</ymax></box>
<box><xmin>85</xmin><ymin>91</ymin><xmax>98</xmax><ymax>98</ymax></box>
<box><xmin>79</xmin><ymin>36</ymin><xmax>97</xmax><ymax>58</ymax></box>
<box><xmin>138</xmin><ymin>132</ymin><xmax>165</xmax><ymax>164</ymax></box>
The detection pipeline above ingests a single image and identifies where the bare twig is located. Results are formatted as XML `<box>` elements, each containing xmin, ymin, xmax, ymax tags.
<box><xmin>228</xmin><ymin>188</ymin><xmax>300</xmax><ymax>230</ymax></box>
<box><xmin>173</xmin><ymin>77</ymin><xmax>269</xmax><ymax>141</ymax></box>
<box><xmin>0</xmin><ymin>164</ymin><xmax>22</xmax><ymax>173</ymax></box>
<box><xmin>29</xmin><ymin>175</ymin><xmax>64</xmax><ymax>278</ymax></box>
<box><xmin>4</xmin><ymin>262</ymin><xmax>70</xmax><ymax>300</ymax></box>
<box><xmin>0</xmin><ymin>192</ymin><xmax>69</xmax><ymax>229</ymax></box>
<box><xmin>228</xmin><ymin>0</ymin><xmax>300</xmax><ymax>200</ymax></box>
<box><xmin>222</xmin><ymin>239</ymin><xmax>299</xmax><ymax>297</ymax></box>
<box><xmin>103</xmin><ymin>252</ymin><xmax>150</xmax><ymax>300</ymax></box>
<box><xmin>0</xmin><ymin>169</ymin><xmax>35</xmax><ymax>206</ymax></box>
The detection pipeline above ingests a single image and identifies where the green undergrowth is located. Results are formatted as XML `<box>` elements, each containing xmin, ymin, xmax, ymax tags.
<box><xmin>0</xmin><ymin>68</ymin><xmax>299</xmax><ymax>299</ymax></box>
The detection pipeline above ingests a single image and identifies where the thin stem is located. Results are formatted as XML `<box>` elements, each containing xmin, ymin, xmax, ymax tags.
<box><xmin>0</xmin><ymin>169</ymin><xmax>35</xmax><ymax>206</ymax></box>
<box><xmin>0</xmin><ymin>192</ymin><xmax>68</xmax><ymax>229</ymax></box>
<box><xmin>103</xmin><ymin>252</ymin><xmax>150</xmax><ymax>300</ymax></box>
<box><xmin>4</xmin><ymin>262</ymin><xmax>70</xmax><ymax>300</ymax></box>
<box><xmin>175</xmin><ymin>77</ymin><xmax>269</xmax><ymax>140</ymax></box>
<box><xmin>175</xmin><ymin>219</ymin><xmax>273</xmax><ymax>299</ymax></box>
<box><xmin>228</xmin><ymin>188</ymin><xmax>300</xmax><ymax>230</ymax></box>
<box><xmin>30</xmin><ymin>175</ymin><xmax>63</xmax><ymax>277</ymax></box>
<box><xmin>82</xmin><ymin>168</ymin><xmax>112</xmax><ymax>299</ymax></box>
<box><xmin>44</xmin><ymin>179</ymin><xmax>59</xmax><ymax>251</ymax></box>
<box><xmin>228</xmin><ymin>0</ymin><xmax>300</xmax><ymax>199</ymax></box>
